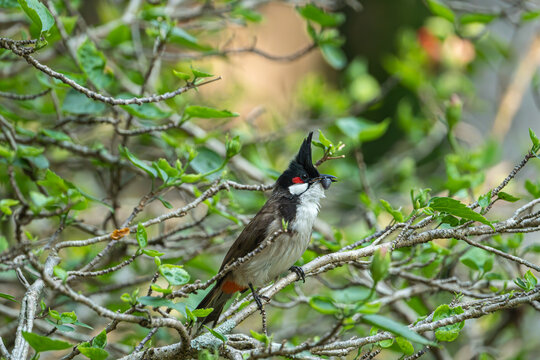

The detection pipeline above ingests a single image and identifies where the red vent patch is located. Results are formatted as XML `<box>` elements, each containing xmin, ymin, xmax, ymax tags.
<box><xmin>292</xmin><ymin>176</ymin><xmax>304</xmax><ymax>184</ymax></box>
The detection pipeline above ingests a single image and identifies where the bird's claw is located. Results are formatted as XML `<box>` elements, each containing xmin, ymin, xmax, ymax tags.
<box><xmin>289</xmin><ymin>265</ymin><xmax>305</xmax><ymax>283</ymax></box>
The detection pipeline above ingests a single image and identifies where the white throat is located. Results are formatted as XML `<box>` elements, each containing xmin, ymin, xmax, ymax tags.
<box><xmin>290</xmin><ymin>182</ymin><xmax>325</xmax><ymax>235</ymax></box>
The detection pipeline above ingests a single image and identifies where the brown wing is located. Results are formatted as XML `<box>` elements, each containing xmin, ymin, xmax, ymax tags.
<box><xmin>219</xmin><ymin>196</ymin><xmax>280</xmax><ymax>271</ymax></box>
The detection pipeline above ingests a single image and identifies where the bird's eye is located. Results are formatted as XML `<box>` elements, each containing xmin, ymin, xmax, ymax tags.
<box><xmin>301</xmin><ymin>174</ymin><xmax>308</xmax><ymax>180</ymax></box>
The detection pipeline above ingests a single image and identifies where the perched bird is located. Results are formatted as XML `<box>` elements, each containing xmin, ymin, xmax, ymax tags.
<box><xmin>195</xmin><ymin>132</ymin><xmax>336</xmax><ymax>327</ymax></box>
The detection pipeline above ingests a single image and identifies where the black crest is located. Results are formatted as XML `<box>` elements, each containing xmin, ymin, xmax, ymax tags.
<box><xmin>276</xmin><ymin>132</ymin><xmax>320</xmax><ymax>189</ymax></box>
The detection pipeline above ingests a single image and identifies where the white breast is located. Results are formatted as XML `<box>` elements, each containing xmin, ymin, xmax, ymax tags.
<box><xmin>234</xmin><ymin>183</ymin><xmax>326</xmax><ymax>287</ymax></box>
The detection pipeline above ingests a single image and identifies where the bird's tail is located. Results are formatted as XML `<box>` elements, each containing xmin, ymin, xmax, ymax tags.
<box><xmin>195</xmin><ymin>279</ymin><xmax>233</xmax><ymax>329</ymax></box>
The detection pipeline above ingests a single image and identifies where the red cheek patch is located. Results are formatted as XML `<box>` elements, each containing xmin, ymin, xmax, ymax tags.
<box><xmin>292</xmin><ymin>177</ymin><xmax>304</xmax><ymax>184</ymax></box>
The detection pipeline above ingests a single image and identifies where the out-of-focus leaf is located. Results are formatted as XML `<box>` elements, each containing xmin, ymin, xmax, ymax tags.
<box><xmin>380</xmin><ymin>199</ymin><xmax>404</xmax><ymax>222</ymax></box>
<box><xmin>0</xmin><ymin>292</ymin><xmax>17</xmax><ymax>303</ymax></box>
<box><xmin>497</xmin><ymin>192</ymin><xmax>519</xmax><ymax>202</ymax></box>
<box><xmin>296</xmin><ymin>4</ymin><xmax>345</xmax><ymax>27</ymax></box>
<box><xmin>169</xmin><ymin>27</ymin><xmax>212</xmax><ymax>51</ymax></box>
<box><xmin>184</xmin><ymin>105</ymin><xmax>238</xmax><ymax>119</ymax></box>
<box><xmin>120</xmin><ymin>96</ymin><xmax>172</xmax><ymax>120</ymax></box>
<box><xmin>309</xmin><ymin>296</ymin><xmax>339</xmax><ymax>314</ymax></box>
<box><xmin>136</xmin><ymin>223</ymin><xmax>147</xmax><ymax>248</ymax></box>
<box><xmin>18</xmin><ymin>0</ymin><xmax>55</xmax><ymax>35</ymax></box>
<box><xmin>370</xmin><ymin>247</ymin><xmax>391</xmax><ymax>284</ymax></box>
<box><xmin>522</xmin><ymin>10</ymin><xmax>540</xmax><ymax>22</ymax></box>
<box><xmin>320</xmin><ymin>44</ymin><xmax>347</xmax><ymax>70</ymax></box>
<box><xmin>22</xmin><ymin>331</ymin><xmax>72</xmax><ymax>352</ymax></box>
<box><xmin>425</xmin><ymin>0</ymin><xmax>455</xmax><ymax>22</ymax></box>
<box><xmin>192</xmin><ymin>68</ymin><xmax>213</xmax><ymax>78</ymax></box>
<box><xmin>460</xmin><ymin>247</ymin><xmax>493</xmax><ymax>273</ymax></box>
<box><xmin>203</xmin><ymin>326</ymin><xmax>227</xmax><ymax>343</ymax></box>
<box><xmin>78</xmin><ymin>346</ymin><xmax>109</xmax><ymax>360</ymax></box>
<box><xmin>62</xmin><ymin>89</ymin><xmax>106</xmax><ymax>114</ymax></box>
<box><xmin>77</xmin><ymin>38</ymin><xmax>113</xmax><ymax>90</ymax></box>
<box><xmin>336</xmin><ymin>117</ymin><xmax>390</xmax><ymax>143</ymax></box>
<box><xmin>119</xmin><ymin>146</ymin><xmax>157</xmax><ymax>178</ymax></box>
<box><xmin>159</xmin><ymin>264</ymin><xmax>190</xmax><ymax>286</ymax></box>
<box><xmin>460</xmin><ymin>13</ymin><xmax>496</xmax><ymax>24</ymax></box>
<box><xmin>433</xmin><ymin>304</ymin><xmax>464</xmax><ymax>342</ymax></box>
<box><xmin>395</xmin><ymin>336</ymin><xmax>414</xmax><ymax>355</ymax></box>
<box><xmin>362</xmin><ymin>314</ymin><xmax>433</xmax><ymax>345</ymax></box>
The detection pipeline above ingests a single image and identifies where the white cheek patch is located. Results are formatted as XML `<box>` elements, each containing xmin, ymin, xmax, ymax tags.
<box><xmin>288</xmin><ymin>182</ymin><xmax>308</xmax><ymax>195</ymax></box>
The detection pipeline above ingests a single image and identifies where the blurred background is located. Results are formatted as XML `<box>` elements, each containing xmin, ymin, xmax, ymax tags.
<box><xmin>3</xmin><ymin>0</ymin><xmax>540</xmax><ymax>359</ymax></box>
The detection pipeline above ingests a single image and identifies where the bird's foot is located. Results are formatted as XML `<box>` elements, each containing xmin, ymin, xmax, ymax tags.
<box><xmin>289</xmin><ymin>265</ymin><xmax>305</xmax><ymax>283</ymax></box>
<box><xmin>248</xmin><ymin>283</ymin><xmax>265</xmax><ymax>314</ymax></box>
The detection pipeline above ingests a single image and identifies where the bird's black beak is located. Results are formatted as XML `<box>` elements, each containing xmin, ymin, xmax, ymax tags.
<box><xmin>313</xmin><ymin>174</ymin><xmax>337</xmax><ymax>190</ymax></box>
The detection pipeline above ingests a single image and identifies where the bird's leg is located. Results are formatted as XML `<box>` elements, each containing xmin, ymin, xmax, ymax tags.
<box><xmin>289</xmin><ymin>265</ymin><xmax>305</xmax><ymax>283</ymax></box>
<box><xmin>248</xmin><ymin>283</ymin><xmax>265</xmax><ymax>314</ymax></box>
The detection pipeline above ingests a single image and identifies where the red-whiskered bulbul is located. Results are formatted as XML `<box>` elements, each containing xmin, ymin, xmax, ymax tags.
<box><xmin>195</xmin><ymin>132</ymin><xmax>336</xmax><ymax>327</ymax></box>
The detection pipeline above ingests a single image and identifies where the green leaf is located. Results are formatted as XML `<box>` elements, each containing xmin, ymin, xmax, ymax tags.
<box><xmin>190</xmin><ymin>148</ymin><xmax>224</xmax><ymax>180</ymax></box>
<box><xmin>379</xmin><ymin>199</ymin><xmax>404</xmax><ymax>222</ymax></box>
<box><xmin>250</xmin><ymin>330</ymin><xmax>270</xmax><ymax>345</ymax></box>
<box><xmin>497</xmin><ymin>191</ymin><xmax>520</xmax><ymax>202</ymax></box>
<box><xmin>433</xmin><ymin>304</ymin><xmax>465</xmax><ymax>342</ymax></box>
<box><xmin>142</xmin><ymin>248</ymin><xmax>164</xmax><ymax>257</ymax></box>
<box><xmin>37</xmin><ymin>170</ymin><xmax>68</xmax><ymax>197</ymax></box>
<box><xmin>136</xmin><ymin>223</ymin><xmax>148</xmax><ymax>249</ymax></box>
<box><xmin>309</xmin><ymin>296</ymin><xmax>339</xmax><ymax>314</ymax></box>
<box><xmin>0</xmin><ymin>199</ymin><xmax>19</xmax><ymax>215</ymax></box>
<box><xmin>192</xmin><ymin>308</ymin><xmax>214</xmax><ymax>318</ymax></box>
<box><xmin>525</xmin><ymin>180</ymin><xmax>540</xmax><ymax>197</ymax></box>
<box><xmin>395</xmin><ymin>336</ymin><xmax>414</xmax><ymax>355</ymax></box>
<box><xmin>73</xmin><ymin>320</ymin><xmax>93</xmax><ymax>329</ymax></box>
<box><xmin>192</xmin><ymin>68</ymin><xmax>213</xmax><ymax>78</ymax></box>
<box><xmin>62</xmin><ymin>89</ymin><xmax>106</xmax><ymax>115</ymax></box>
<box><xmin>317</xmin><ymin>129</ymin><xmax>332</xmax><ymax>148</ymax></box>
<box><xmin>522</xmin><ymin>10</ymin><xmax>540</xmax><ymax>22</ymax></box>
<box><xmin>425</xmin><ymin>0</ymin><xmax>455</xmax><ymax>22</ymax></box>
<box><xmin>296</xmin><ymin>4</ymin><xmax>345</xmax><ymax>27</ymax></box>
<box><xmin>169</xmin><ymin>27</ymin><xmax>212</xmax><ymax>51</ymax></box>
<box><xmin>524</xmin><ymin>269</ymin><xmax>538</xmax><ymax>289</ymax></box>
<box><xmin>430</xmin><ymin>197</ymin><xmax>494</xmax><ymax>229</ymax></box>
<box><xmin>185</xmin><ymin>307</ymin><xmax>196</xmax><ymax>322</ymax></box>
<box><xmin>120</xmin><ymin>97</ymin><xmax>172</xmax><ymax>120</ymax></box>
<box><xmin>529</xmin><ymin>128</ymin><xmax>540</xmax><ymax>152</ymax></box>
<box><xmin>0</xmin><ymin>0</ymin><xmax>19</xmax><ymax>8</ymax></box>
<box><xmin>203</xmin><ymin>326</ymin><xmax>227</xmax><ymax>343</ymax></box>
<box><xmin>77</xmin><ymin>38</ymin><xmax>113</xmax><ymax>90</ymax></box>
<box><xmin>137</xmin><ymin>296</ymin><xmax>186</xmax><ymax>316</ymax></box>
<box><xmin>478</xmin><ymin>191</ymin><xmax>491</xmax><ymax>210</ymax></box>
<box><xmin>460</xmin><ymin>13</ymin><xmax>496</xmax><ymax>24</ymax></box>
<box><xmin>93</xmin><ymin>329</ymin><xmax>107</xmax><ymax>349</ymax></box>
<box><xmin>157</xmin><ymin>196</ymin><xmax>173</xmax><ymax>209</ymax></box>
<box><xmin>370</xmin><ymin>247</ymin><xmax>391</xmax><ymax>284</ymax></box>
<box><xmin>22</xmin><ymin>331</ymin><xmax>72</xmax><ymax>352</ymax></box>
<box><xmin>0</xmin><ymin>292</ymin><xmax>18</xmax><ymax>303</ymax></box>
<box><xmin>78</xmin><ymin>346</ymin><xmax>109</xmax><ymax>360</ymax></box>
<box><xmin>40</xmin><ymin>129</ymin><xmax>71</xmax><ymax>142</ymax></box>
<box><xmin>60</xmin><ymin>311</ymin><xmax>77</xmax><ymax>324</ymax></box>
<box><xmin>53</xmin><ymin>266</ymin><xmax>68</xmax><ymax>283</ymax></box>
<box><xmin>173</xmin><ymin>70</ymin><xmax>191</xmax><ymax>81</ymax></box>
<box><xmin>225</xmin><ymin>135</ymin><xmax>241</xmax><ymax>159</ymax></box>
<box><xmin>336</xmin><ymin>117</ymin><xmax>390</xmax><ymax>143</ymax></box>
<box><xmin>184</xmin><ymin>105</ymin><xmax>239</xmax><ymax>119</ymax></box>
<box><xmin>362</xmin><ymin>314</ymin><xmax>433</xmax><ymax>346</ymax></box>
<box><xmin>18</xmin><ymin>0</ymin><xmax>55</xmax><ymax>36</ymax></box>
<box><xmin>159</xmin><ymin>264</ymin><xmax>190</xmax><ymax>286</ymax></box>
<box><xmin>459</xmin><ymin>247</ymin><xmax>493</xmax><ymax>273</ymax></box>
<box><xmin>17</xmin><ymin>145</ymin><xmax>44</xmax><ymax>157</ymax></box>
<box><xmin>232</xmin><ymin>7</ymin><xmax>262</xmax><ymax>23</ymax></box>
<box><xmin>119</xmin><ymin>146</ymin><xmax>157</xmax><ymax>178</ymax></box>
<box><xmin>320</xmin><ymin>44</ymin><xmax>347</xmax><ymax>70</ymax></box>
